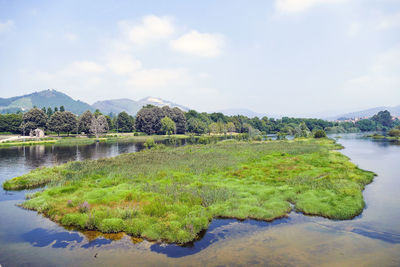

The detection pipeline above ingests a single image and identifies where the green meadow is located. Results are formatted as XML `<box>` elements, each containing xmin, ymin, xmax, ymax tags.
<box><xmin>3</xmin><ymin>138</ymin><xmax>375</xmax><ymax>243</ymax></box>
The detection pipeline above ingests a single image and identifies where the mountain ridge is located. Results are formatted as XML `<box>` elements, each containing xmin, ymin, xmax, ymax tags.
<box><xmin>0</xmin><ymin>89</ymin><xmax>94</xmax><ymax>115</ymax></box>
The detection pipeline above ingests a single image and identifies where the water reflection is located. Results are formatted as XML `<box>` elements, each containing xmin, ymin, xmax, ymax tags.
<box><xmin>22</xmin><ymin>228</ymin><xmax>84</xmax><ymax>248</ymax></box>
<box><xmin>1</xmin><ymin>134</ymin><xmax>400</xmax><ymax>266</ymax></box>
<box><xmin>0</xmin><ymin>142</ymin><xmax>142</xmax><ymax>202</ymax></box>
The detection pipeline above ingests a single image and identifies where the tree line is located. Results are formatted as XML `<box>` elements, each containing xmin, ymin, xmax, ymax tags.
<box><xmin>0</xmin><ymin>105</ymin><xmax>399</xmax><ymax>136</ymax></box>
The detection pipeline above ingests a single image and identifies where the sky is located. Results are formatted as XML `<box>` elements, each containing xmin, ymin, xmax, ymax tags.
<box><xmin>0</xmin><ymin>0</ymin><xmax>399</xmax><ymax>117</ymax></box>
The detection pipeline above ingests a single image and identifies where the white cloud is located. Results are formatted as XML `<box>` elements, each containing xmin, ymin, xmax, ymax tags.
<box><xmin>107</xmin><ymin>54</ymin><xmax>142</xmax><ymax>75</ymax></box>
<box><xmin>347</xmin><ymin>22</ymin><xmax>361</xmax><ymax>37</ymax></box>
<box><xmin>338</xmin><ymin>47</ymin><xmax>400</xmax><ymax>104</ymax></box>
<box><xmin>128</xmin><ymin>68</ymin><xmax>192</xmax><ymax>88</ymax></box>
<box><xmin>0</xmin><ymin>20</ymin><xmax>15</xmax><ymax>33</ymax></box>
<box><xmin>170</xmin><ymin>30</ymin><xmax>225</xmax><ymax>57</ymax></box>
<box><xmin>120</xmin><ymin>15</ymin><xmax>175</xmax><ymax>46</ymax></box>
<box><xmin>63</xmin><ymin>32</ymin><xmax>78</xmax><ymax>42</ymax></box>
<box><xmin>66</xmin><ymin>61</ymin><xmax>105</xmax><ymax>73</ymax></box>
<box><xmin>275</xmin><ymin>0</ymin><xmax>346</xmax><ymax>14</ymax></box>
<box><xmin>376</xmin><ymin>12</ymin><xmax>400</xmax><ymax>30</ymax></box>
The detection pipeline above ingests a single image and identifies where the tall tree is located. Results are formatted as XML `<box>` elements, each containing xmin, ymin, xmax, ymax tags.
<box><xmin>160</xmin><ymin>116</ymin><xmax>176</xmax><ymax>135</ymax></box>
<box><xmin>59</xmin><ymin>106</ymin><xmax>65</xmax><ymax>112</ymax></box>
<box><xmin>90</xmin><ymin>115</ymin><xmax>109</xmax><ymax>139</ymax></box>
<box><xmin>117</xmin><ymin>112</ymin><xmax>134</xmax><ymax>132</ymax></box>
<box><xmin>20</xmin><ymin>108</ymin><xmax>48</xmax><ymax>135</ymax></box>
<box><xmin>135</xmin><ymin>107</ymin><xmax>164</xmax><ymax>135</ymax></box>
<box><xmin>78</xmin><ymin>110</ymin><xmax>94</xmax><ymax>134</ymax></box>
<box><xmin>46</xmin><ymin>107</ymin><xmax>53</xmax><ymax>118</ymax></box>
<box><xmin>47</xmin><ymin>111</ymin><xmax>77</xmax><ymax>136</ymax></box>
<box><xmin>372</xmin><ymin>110</ymin><xmax>393</xmax><ymax>128</ymax></box>
<box><xmin>0</xmin><ymin>113</ymin><xmax>23</xmax><ymax>133</ymax></box>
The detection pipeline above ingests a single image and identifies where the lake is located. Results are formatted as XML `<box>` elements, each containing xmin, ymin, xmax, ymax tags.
<box><xmin>0</xmin><ymin>135</ymin><xmax>399</xmax><ymax>266</ymax></box>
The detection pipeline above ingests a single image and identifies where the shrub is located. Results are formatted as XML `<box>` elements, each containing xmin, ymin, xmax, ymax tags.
<box><xmin>99</xmin><ymin>218</ymin><xmax>125</xmax><ymax>233</ymax></box>
<box><xmin>144</xmin><ymin>138</ymin><xmax>155</xmax><ymax>149</ymax></box>
<box><xmin>78</xmin><ymin>201</ymin><xmax>90</xmax><ymax>213</ymax></box>
<box><xmin>61</xmin><ymin>213</ymin><xmax>88</xmax><ymax>228</ymax></box>
<box><xmin>314</xmin><ymin>130</ymin><xmax>327</xmax><ymax>138</ymax></box>
<box><xmin>388</xmin><ymin>129</ymin><xmax>400</xmax><ymax>137</ymax></box>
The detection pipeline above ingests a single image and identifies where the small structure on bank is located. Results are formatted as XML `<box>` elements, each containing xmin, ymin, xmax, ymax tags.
<box><xmin>30</xmin><ymin>128</ymin><xmax>45</xmax><ymax>138</ymax></box>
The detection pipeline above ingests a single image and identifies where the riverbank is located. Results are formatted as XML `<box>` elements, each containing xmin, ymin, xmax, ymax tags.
<box><xmin>365</xmin><ymin>133</ymin><xmax>400</xmax><ymax>141</ymax></box>
<box><xmin>3</xmin><ymin>138</ymin><xmax>375</xmax><ymax>244</ymax></box>
<box><xmin>0</xmin><ymin>134</ymin><xmax>191</xmax><ymax>147</ymax></box>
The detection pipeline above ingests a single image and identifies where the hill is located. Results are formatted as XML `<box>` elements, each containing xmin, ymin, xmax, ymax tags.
<box><xmin>0</xmin><ymin>89</ymin><xmax>94</xmax><ymax>115</ymax></box>
<box><xmin>92</xmin><ymin>99</ymin><xmax>141</xmax><ymax>115</ymax></box>
<box><xmin>93</xmin><ymin>96</ymin><xmax>190</xmax><ymax>115</ymax></box>
<box><xmin>329</xmin><ymin>105</ymin><xmax>400</xmax><ymax>120</ymax></box>
<box><xmin>138</xmin><ymin>97</ymin><xmax>189</xmax><ymax>112</ymax></box>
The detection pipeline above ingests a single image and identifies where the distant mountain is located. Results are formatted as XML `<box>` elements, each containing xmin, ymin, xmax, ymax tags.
<box><xmin>0</xmin><ymin>89</ymin><xmax>94</xmax><ymax>115</ymax></box>
<box><xmin>92</xmin><ymin>96</ymin><xmax>190</xmax><ymax>115</ymax></box>
<box><xmin>92</xmin><ymin>99</ymin><xmax>141</xmax><ymax>116</ymax></box>
<box><xmin>138</xmin><ymin>97</ymin><xmax>190</xmax><ymax>112</ymax></box>
<box><xmin>217</xmin><ymin>108</ymin><xmax>266</xmax><ymax>118</ymax></box>
<box><xmin>329</xmin><ymin>105</ymin><xmax>400</xmax><ymax>120</ymax></box>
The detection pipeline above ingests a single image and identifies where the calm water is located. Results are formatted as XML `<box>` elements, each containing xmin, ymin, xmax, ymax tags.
<box><xmin>0</xmin><ymin>135</ymin><xmax>399</xmax><ymax>266</ymax></box>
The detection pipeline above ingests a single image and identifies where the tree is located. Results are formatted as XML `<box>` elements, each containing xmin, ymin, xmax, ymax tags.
<box><xmin>54</xmin><ymin>107</ymin><xmax>58</xmax><ymax>112</ymax></box>
<box><xmin>41</xmin><ymin>107</ymin><xmax>46</xmax><ymax>113</ymax></box>
<box><xmin>226</xmin><ymin>122</ymin><xmax>236</xmax><ymax>133</ymax></box>
<box><xmin>47</xmin><ymin>111</ymin><xmax>77</xmax><ymax>136</ymax></box>
<box><xmin>93</xmin><ymin>109</ymin><xmax>102</xmax><ymax>118</ymax></box>
<box><xmin>160</xmin><ymin>116</ymin><xmax>176</xmax><ymax>135</ymax></box>
<box><xmin>117</xmin><ymin>111</ymin><xmax>134</xmax><ymax>132</ymax></box>
<box><xmin>0</xmin><ymin>113</ymin><xmax>23</xmax><ymax>133</ymax></box>
<box><xmin>78</xmin><ymin>111</ymin><xmax>93</xmax><ymax>134</ymax></box>
<box><xmin>20</xmin><ymin>108</ymin><xmax>47</xmax><ymax>135</ymax></box>
<box><xmin>355</xmin><ymin>119</ymin><xmax>376</xmax><ymax>131</ymax></box>
<box><xmin>186</xmin><ymin>117</ymin><xmax>208</xmax><ymax>134</ymax></box>
<box><xmin>135</xmin><ymin>107</ymin><xmax>164</xmax><ymax>135</ymax></box>
<box><xmin>314</xmin><ymin>129</ymin><xmax>327</xmax><ymax>138</ymax></box>
<box><xmin>47</xmin><ymin>107</ymin><xmax>53</xmax><ymax>118</ymax></box>
<box><xmin>208</xmin><ymin>122</ymin><xmax>219</xmax><ymax>134</ymax></box>
<box><xmin>388</xmin><ymin>128</ymin><xmax>400</xmax><ymax>137</ymax></box>
<box><xmin>90</xmin><ymin>115</ymin><xmax>109</xmax><ymax>139</ymax></box>
<box><xmin>372</xmin><ymin>110</ymin><xmax>393</xmax><ymax>128</ymax></box>
<box><xmin>59</xmin><ymin>106</ymin><xmax>65</xmax><ymax>112</ymax></box>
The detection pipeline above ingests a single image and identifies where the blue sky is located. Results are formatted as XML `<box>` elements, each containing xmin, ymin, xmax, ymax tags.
<box><xmin>0</xmin><ymin>0</ymin><xmax>399</xmax><ymax>116</ymax></box>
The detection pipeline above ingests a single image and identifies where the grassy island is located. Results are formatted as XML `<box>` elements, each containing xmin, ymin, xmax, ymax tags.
<box><xmin>3</xmin><ymin>138</ymin><xmax>375</xmax><ymax>243</ymax></box>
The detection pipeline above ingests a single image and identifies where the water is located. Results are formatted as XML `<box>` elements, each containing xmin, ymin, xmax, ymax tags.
<box><xmin>0</xmin><ymin>135</ymin><xmax>399</xmax><ymax>266</ymax></box>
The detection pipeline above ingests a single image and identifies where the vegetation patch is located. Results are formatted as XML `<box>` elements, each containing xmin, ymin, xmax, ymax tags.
<box><xmin>3</xmin><ymin>139</ymin><xmax>375</xmax><ymax>243</ymax></box>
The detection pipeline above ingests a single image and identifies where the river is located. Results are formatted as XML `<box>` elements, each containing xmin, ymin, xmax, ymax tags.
<box><xmin>0</xmin><ymin>135</ymin><xmax>399</xmax><ymax>266</ymax></box>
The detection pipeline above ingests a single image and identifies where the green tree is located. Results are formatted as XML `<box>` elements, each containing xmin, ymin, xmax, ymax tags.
<box><xmin>388</xmin><ymin>128</ymin><xmax>400</xmax><ymax>137</ymax></box>
<box><xmin>135</xmin><ymin>107</ymin><xmax>164</xmax><ymax>135</ymax></box>
<box><xmin>186</xmin><ymin>117</ymin><xmax>208</xmax><ymax>134</ymax></box>
<box><xmin>93</xmin><ymin>109</ymin><xmax>102</xmax><ymax>118</ymax></box>
<box><xmin>160</xmin><ymin>116</ymin><xmax>176</xmax><ymax>135</ymax></box>
<box><xmin>59</xmin><ymin>106</ymin><xmax>65</xmax><ymax>112</ymax></box>
<box><xmin>372</xmin><ymin>110</ymin><xmax>393</xmax><ymax>128</ymax></box>
<box><xmin>20</xmin><ymin>108</ymin><xmax>48</xmax><ymax>135</ymax></box>
<box><xmin>47</xmin><ymin>111</ymin><xmax>77</xmax><ymax>136</ymax></box>
<box><xmin>208</xmin><ymin>122</ymin><xmax>219</xmax><ymax>134</ymax></box>
<box><xmin>314</xmin><ymin>129</ymin><xmax>327</xmax><ymax>138</ymax></box>
<box><xmin>117</xmin><ymin>112</ymin><xmax>134</xmax><ymax>132</ymax></box>
<box><xmin>226</xmin><ymin>122</ymin><xmax>236</xmax><ymax>133</ymax></box>
<box><xmin>355</xmin><ymin>119</ymin><xmax>376</xmax><ymax>131</ymax></box>
<box><xmin>78</xmin><ymin>110</ymin><xmax>94</xmax><ymax>134</ymax></box>
<box><xmin>46</xmin><ymin>107</ymin><xmax>53</xmax><ymax>118</ymax></box>
<box><xmin>0</xmin><ymin>113</ymin><xmax>23</xmax><ymax>133</ymax></box>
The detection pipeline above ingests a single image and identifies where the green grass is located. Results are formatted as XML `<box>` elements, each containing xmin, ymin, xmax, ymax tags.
<box><xmin>3</xmin><ymin>138</ymin><xmax>375</xmax><ymax>243</ymax></box>
<box><xmin>0</xmin><ymin>140</ymin><xmax>57</xmax><ymax>147</ymax></box>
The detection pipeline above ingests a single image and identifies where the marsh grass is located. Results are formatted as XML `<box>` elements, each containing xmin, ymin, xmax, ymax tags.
<box><xmin>3</xmin><ymin>138</ymin><xmax>375</xmax><ymax>243</ymax></box>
